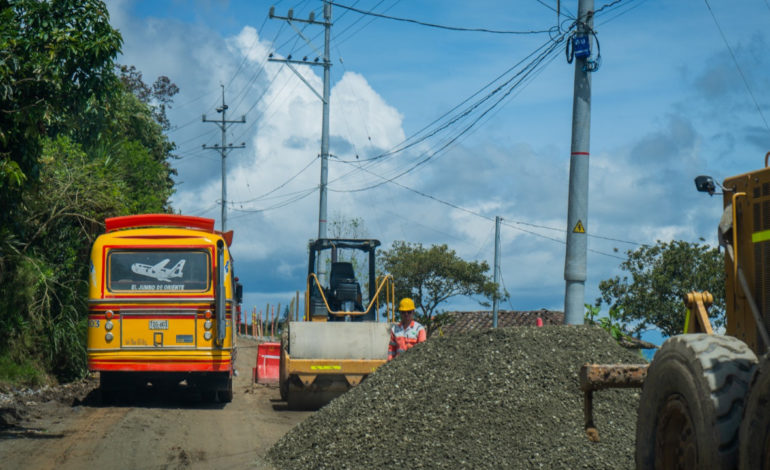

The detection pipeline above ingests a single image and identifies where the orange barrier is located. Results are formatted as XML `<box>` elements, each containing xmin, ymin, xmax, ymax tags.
<box><xmin>256</xmin><ymin>342</ymin><xmax>280</xmax><ymax>384</ymax></box>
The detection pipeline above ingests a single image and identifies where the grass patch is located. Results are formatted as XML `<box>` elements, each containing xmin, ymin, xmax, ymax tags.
<box><xmin>0</xmin><ymin>353</ymin><xmax>48</xmax><ymax>389</ymax></box>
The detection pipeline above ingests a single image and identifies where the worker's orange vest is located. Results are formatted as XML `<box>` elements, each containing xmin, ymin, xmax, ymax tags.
<box><xmin>388</xmin><ymin>320</ymin><xmax>426</xmax><ymax>360</ymax></box>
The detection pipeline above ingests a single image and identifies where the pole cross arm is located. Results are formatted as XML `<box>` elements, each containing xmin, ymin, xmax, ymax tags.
<box><xmin>269</xmin><ymin>59</ymin><xmax>325</xmax><ymax>103</ymax></box>
<box><xmin>203</xmin><ymin>144</ymin><xmax>246</xmax><ymax>150</ymax></box>
<box><xmin>269</xmin><ymin>13</ymin><xmax>331</xmax><ymax>27</ymax></box>
<box><xmin>202</xmin><ymin>118</ymin><xmax>246</xmax><ymax>124</ymax></box>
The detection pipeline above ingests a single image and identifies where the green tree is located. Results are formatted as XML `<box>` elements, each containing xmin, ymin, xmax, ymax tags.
<box><xmin>328</xmin><ymin>212</ymin><xmax>368</xmax><ymax>239</ymax></box>
<box><xmin>380</xmin><ymin>241</ymin><xmax>502</xmax><ymax>336</ymax></box>
<box><xmin>0</xmin><ymin>2</ymin><xmax>179</xmax><ymax>384</ymax></box>
<box><xmin>596</xmin><ymin>239</ymin><xmax>724</xmax><ymax>338</ymax></box>
<box><xmin>0</xmin><ymin>136</ymin><xmax>129</xmax><ymax>380</ymax></box>
<box><xmin>118</xmin><ymin>64</ymin><xmax>179</xmax><ymax>131</ymax></box>
<box><xmin>0</xmin><ymin>0</ymin><xmax>122</xmax><ymax>220</ymax></box>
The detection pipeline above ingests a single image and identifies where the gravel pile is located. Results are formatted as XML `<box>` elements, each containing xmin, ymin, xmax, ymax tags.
<box><xmin>268</xmin><ymin>325</ymin><xmax>645</xmax><ymax>469</ymax></box>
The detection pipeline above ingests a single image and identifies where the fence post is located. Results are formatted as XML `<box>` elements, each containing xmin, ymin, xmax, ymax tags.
<box><xmin>289</xmin><ymin>297</ymin><xmax>295</xmax><ymax>324</ymax></box>
<box><xmin>276</xmin><ymin>302</ymin><xmax>281</xmax><ymax>336</ymax></box>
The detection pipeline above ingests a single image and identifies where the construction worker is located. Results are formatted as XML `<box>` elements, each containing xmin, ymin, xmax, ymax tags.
<box><xmin>388</xmin><ymin>297</ymin><xmax>426</xmax><ymax>361</ymax></box>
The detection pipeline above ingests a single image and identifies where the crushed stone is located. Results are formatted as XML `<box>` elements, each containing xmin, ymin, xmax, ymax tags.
<box><xmin>268</xmin><ymin>325</ymin><xmax>644</xmax><ymax>469</ymax></box>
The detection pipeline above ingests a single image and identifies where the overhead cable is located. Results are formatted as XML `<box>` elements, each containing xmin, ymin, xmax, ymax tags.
<box><xmin>335</xmin><ymin>0</ymin><xmax>396</xmax><ymax>45</ymax></box>
<box><xmin>227</xmin><ymin>186</ymin><xmax>318</xmax><ymax>215</ymax></box>
<box><xmin>329</xmin><ymin>32</ymin><xmax>568</xmax><ymax>189</ymax></box>
<box><xmin>330</xmin><ymin>1</ymin><xmax>555</xmax><ymax>34</ymax></box>
<box><xmin>227</xmin><ymin>155</ymin><xmax>318</xmax><ymax>205</ymax></box>
<box><xmin>333</xmin><ymin>32</ymin><xmax>568</xmax><ymax>166</ymax></box>
<box><xmin>703</xmin><ymin>0</ymin><xmax>770</xmax><ymax>135</ymax></box>
<box><xmin>332</xmin><ymin>153</ymin><xmax>639</xmax><ymax>254</ymax></box>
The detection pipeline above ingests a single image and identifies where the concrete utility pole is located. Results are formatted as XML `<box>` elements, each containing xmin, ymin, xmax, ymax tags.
<box><xmin>493</xmin><ymin>216</ymin><xmax>502</xmax><ymax>328</ymax></box>
<box><xmin>268</xmin><ymin>2</ymin><xmax>332</xmax><ymax>240</ymax></box>
<box><xmin>563</xmin><ymin>0</ymin><xmax>594</xmax><ymax>325</ymax></box>
<box><xmin>202</xmin><ymin>85</ymin><xmax>245</xmax><ymax>232</ymax></box>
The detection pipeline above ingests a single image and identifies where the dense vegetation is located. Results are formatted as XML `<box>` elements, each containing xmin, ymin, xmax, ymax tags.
<box><xmin>0</xmin><ymin>0</ymin><xmax>177</xmax><ymax>385</ymax></box>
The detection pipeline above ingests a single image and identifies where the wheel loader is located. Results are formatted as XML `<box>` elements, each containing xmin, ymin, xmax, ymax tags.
<box><xmin>580</xmin><ymin>152</ymin><xmax>770</xmax><ymax>469</ymax></box>
<box><xmin>278</xmin><ymin>238</ymin><xmax>395</xmax><ymax>409</ymax></box>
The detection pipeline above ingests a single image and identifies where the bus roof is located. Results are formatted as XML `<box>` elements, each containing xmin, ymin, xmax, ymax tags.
<box><xmin>106</xmin><ymin>214</ymin><xmax>214</xmax><ymax>232</ymax></box>
<box><xmin>104</xmin><ymin>214</ymin><xmax>233</xmax><ymax>246</ymax></box>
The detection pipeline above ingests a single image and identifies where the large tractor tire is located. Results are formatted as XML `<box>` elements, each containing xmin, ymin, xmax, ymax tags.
<box><xmin>739</xmin><ymin>353</ymin><xmax>770</xmax><ymax>469</ymax></box>
<box><xmin>636</xmin><ymin>334</ymin><xmax>757</xmax><ymax>470</ymax></box>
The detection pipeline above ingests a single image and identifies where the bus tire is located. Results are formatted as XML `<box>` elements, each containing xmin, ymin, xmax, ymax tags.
<box><xmin>218</xmin><ymin>378</ymin><xmax>233</xmax><ymax>403</ymax></box>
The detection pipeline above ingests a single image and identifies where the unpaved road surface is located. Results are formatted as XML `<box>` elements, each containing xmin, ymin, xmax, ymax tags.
<box><xmin>0</xmin><ymin>336</ymin><xmax>311</xmax><ymax>470</ymax></box>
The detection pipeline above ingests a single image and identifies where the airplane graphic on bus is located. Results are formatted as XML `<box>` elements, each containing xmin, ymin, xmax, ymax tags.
<box><xmin>131</xmin><ymin>259</ymin><xmax>185</xmax><ymax>282</ymax></box>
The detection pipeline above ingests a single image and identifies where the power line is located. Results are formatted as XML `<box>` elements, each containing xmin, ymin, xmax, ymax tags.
<box><xmin>596</xmin><ymin>0</ymin><xmax>646</xmax><ymax>27</ymax></box>
<box><xmin>332</xmin><ymin>31</ymin><xmax>567</xmax><ymax>169</ymax></box>
<box><xmin>335</xmin><ymin>0</ymin><xmax>401</xmax><ymax>46</ymax></box>
<box><xmin>227</xmin><ymin>155</ymin><xmax>317</xmax><ymax>205</ymax></box>
<box><xmin>228</xmin><ymin>186</ymin><xmax>318</xmax><ymax>216</ymax></box>
<box><xmin>594</xmin><ymin>0</ymin><xmax>627</xmax><ymax>15</ymax></box>
<box><xmin>330</xmin><ymin>1</ymin><xmax>555</xmax><ymax>34</ymax></box>
<box><xmin>226</xmin><ymin>11</ymin><xmax>273</xmax><ymax>90</ymax></box>
<box><xmin>535</xmin><ymin>0</ymin><xmax>576</xmax><ymax>20</ymax></box>
<box><xmin>329</xmin><ymin>31</ymin><xmax>568</xmax><ymax>190</ymax></box>
<box><xmin>703</xmin><ymin>0</ymin><xmax>770</xmax><ymax>134</ymax></box>
<box><xmin>335</xmin><ymin>0</ymin><xmax>387</xmax><ymax>42</ymax></box>
<box><xmin>331</xmin><ymin>156</ymin><xmax>636</xmax><ymax>257</ymax></box>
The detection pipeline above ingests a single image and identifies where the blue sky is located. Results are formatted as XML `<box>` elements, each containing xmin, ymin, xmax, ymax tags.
<box><xmin>108</xmin><ymin>0</ymin><xmax>770</xmax><ymax>332</ymax></box>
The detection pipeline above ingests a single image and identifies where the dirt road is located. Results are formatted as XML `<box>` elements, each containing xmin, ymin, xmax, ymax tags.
<box><xmin>0</xmin><ymin>336</ymin><xmax>311</xmax><ymax>470</ymax></box>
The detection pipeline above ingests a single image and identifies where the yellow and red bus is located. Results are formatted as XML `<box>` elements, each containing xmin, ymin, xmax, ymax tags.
<box><xmin>87</xmin><ymin>214</ymin><xmax>241</xmax><ymax>402</ymax></box>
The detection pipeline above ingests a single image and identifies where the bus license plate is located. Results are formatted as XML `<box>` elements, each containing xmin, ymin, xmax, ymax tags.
<box><xmin>149</xmin><ymin>320</ymin><xmax>168</xmax><ymax>330</ymax></box>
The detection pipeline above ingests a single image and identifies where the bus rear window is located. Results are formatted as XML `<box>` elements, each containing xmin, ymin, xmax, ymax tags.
<box><xmin>108</xmin><ymin>250</ymin><xmax>210</xmax><ymax>292</ymax></box>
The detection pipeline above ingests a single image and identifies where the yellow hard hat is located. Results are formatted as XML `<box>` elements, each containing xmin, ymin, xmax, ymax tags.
<box><xmin>398</xmin><ymin>298</ymin><xmax>415</xmax><ymax>312</ymax></box>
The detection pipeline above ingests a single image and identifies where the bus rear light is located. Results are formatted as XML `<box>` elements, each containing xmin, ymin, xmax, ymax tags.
<box><xmin>204</xmin><ymin>320</ymin><xmax>212</xmax><ymax>330</ymax></box>
<box><xmin>105</xmin><ymin>321</ymin><xmax>114</xmax><ymax>331</ymax></box>
<box><xmin>204</xmin><ymin>331</ymin><xmax>212</xmax><ymax>341</ymax></box>
<box><xmin>105</xmin><ymin>333</ymin><xmax>114</xmax><ymax>342</ymax></box>
<box><xmin>105</xmin><ymin>310</ymin><xmax>114</xmax><ymax>320</ymax></box>
<box><xmin>204</xmin><ymin>310</ymin><xmax>212</xmax><ymax>319</ymax></box>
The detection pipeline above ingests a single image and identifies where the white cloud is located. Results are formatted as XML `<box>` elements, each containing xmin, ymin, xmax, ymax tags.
<box><xmin>109</xmin><ymin>2</ymin><xmax>770</xmax><ymax>317</ymax></box>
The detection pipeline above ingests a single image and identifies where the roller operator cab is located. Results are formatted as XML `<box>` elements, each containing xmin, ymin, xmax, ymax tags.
<box><xmin>87</xmin><ymin>214</ymin><xmax>243</xmax><ymax>403</ymax></box>
<box><xmin>279</xmin><ymin>238</ymin><xmax>396</xmax><ymax>409</ymax></box>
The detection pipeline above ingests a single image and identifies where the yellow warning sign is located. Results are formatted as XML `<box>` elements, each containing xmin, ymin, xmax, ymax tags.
<box><xmin>573</xmin><ymin>220</ymin><xmax>585</xmax><ymax>233</ymax></box>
